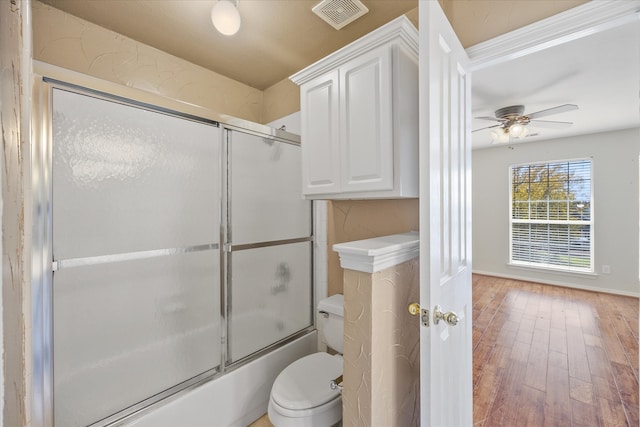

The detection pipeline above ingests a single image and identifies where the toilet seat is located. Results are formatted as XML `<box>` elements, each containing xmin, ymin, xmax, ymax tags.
<box><xmin>272</xmin><ymin>352</ymin><xmax>342</xmax><ymax>410</ymax></box>
<box><xmin>268</xmin><ymin>352</ymin><xmax>343</xmax><ymax>426</ymax></box>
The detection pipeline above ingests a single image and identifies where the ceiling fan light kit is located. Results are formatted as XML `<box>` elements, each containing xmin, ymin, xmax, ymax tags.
<box><xmin>475</xmin><ymin>103</ymin><xmax>578</xmax><ymax>144</ymax></box>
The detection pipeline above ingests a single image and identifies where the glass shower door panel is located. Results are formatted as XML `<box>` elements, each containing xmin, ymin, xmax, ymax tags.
<box><xmin>229</xmin><ymin>130</ymin><xmax>311</xmax><ymax>245</ymax></box>
<box><xmin>53</xmin><ymin>251</ymin><xmax>220</xmax><ymax>427</ymax></box>
<box><xmin>228</xmin><ymin>242</ymin><xmax>312</xmax><ymax>362</ymax></box>
<box><xmin>52</xmin><ymin>88</ymin><xmax>220</xmax><ymax>260</ymax></box>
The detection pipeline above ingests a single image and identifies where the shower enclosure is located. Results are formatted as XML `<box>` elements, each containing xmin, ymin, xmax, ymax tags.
<box><xmin>32</xmin><ymin>76</ymin><xmax>314</xmax><ymax>427</ymax></box>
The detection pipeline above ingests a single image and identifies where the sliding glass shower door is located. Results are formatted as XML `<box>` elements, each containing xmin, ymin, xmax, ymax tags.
<box><xmin>51</xmin><ymin>88</ymin><xmax>222</xmax><ymax>427</ymax></box>
<box><xmin>225</xmin><ymin>129</ymin><xmax>313</xmax><ymax>363</ymax></box>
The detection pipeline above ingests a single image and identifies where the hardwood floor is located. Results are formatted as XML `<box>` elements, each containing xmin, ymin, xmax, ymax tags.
<box><xmin>473</xmin><ymin>274</ymin><xmax>639</xmax><ymax>427</ymax></box>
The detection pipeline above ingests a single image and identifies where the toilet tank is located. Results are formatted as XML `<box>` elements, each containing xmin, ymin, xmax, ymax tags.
<box><xmin>317</xmin><ymin>294</ymin><xmax>344</xmax><ymax>353</ymax></box>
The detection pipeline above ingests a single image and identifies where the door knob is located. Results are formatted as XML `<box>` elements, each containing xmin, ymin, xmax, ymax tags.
<box><xmin>433</xmin><ymin>305</ymin><xmax>459</xmax><ymax>326</ymax></box>
<box><xmin>408</xmin><ymin>303</ymin><xmax>421</xmax><ymax>316</ymax></box>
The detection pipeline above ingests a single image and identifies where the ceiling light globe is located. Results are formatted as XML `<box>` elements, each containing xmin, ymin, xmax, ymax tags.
<box><xmin>498</xmin><ymin>131</ymin><xmax>510</xmax><ymax>143</ymax></box>
<box><xmin>509</xmin><ymin>123</ymin><xmax>525</xmax><ymax>137</ymax></box>
<box><xmin>491</xmin><ymin>129</ymin><xmax>510</xmax><ymax>143</ymax></box>
<box><xmin>211</xmin><ymin>0</ymin><xmax>241</xmax><ymax>36</ymax></box>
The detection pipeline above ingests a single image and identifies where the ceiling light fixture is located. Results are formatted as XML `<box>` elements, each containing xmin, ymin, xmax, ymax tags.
<box><xmin>211</xmin><ymin>0</ymin><xmax>241</xmax><ymax>36</ymax></box>
<box><xmin>491</xmin><ymin>123</ymin><xmax>530</xmax><ymax>143</ymax></box>
<box><xmin>475</xmin><ymin>104</ymin><xmax>578</xmax><ymax>144</ymax></box>
<box><xmin>508</xmin><ymin>123</ymin><xmax>525</xmax><ymax>138</ymax></box>
<box><xmin>491</xmin><ymin>128</ymin><xmax>510</xmax><ymax>143</ymax></box>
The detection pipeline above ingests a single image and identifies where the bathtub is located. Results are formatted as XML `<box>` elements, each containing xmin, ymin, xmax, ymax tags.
<box><xmin>126</xmin><ymin>332</ymin><xmax>317</xmax><ymax>427</ymax></box>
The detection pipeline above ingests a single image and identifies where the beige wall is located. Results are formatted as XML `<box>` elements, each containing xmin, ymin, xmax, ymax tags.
<box><xmin>1</xmin><ymin>1</ymin><xmax>32</xmax><ymax>425</ymax></box>
<box><xmin>342</xmin><ymin>258</ymin><xmax>420</xmax><ymax>426</ymax></box>
<box><xmin>32</xmin><ymin>1</ymin><xmax>264</xmax><ymax>123</ymax></box>
<box><xmin>262</xmin><ymin>78</ymin><xmax>300</xmax><ymax>124</ymax></box>
<box><xmin>328</xmin><ymin>200</ymin><xmax>419</xmax><ymax>296</ymax></box>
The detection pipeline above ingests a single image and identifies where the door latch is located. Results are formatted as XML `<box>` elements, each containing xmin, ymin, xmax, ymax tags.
<box><xmin>408</xmin><ymin>303</ymin><xmax>429</xmax><ymax>327</ymax></box>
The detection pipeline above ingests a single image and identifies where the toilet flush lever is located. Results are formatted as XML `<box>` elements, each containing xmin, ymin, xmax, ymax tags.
<box><xmin>329</xmin><ymin>375</ymin><xmax>343</xmax><ymax>392</ymax></box>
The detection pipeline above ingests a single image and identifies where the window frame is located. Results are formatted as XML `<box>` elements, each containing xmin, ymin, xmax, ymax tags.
<box><xmin>508</xmin><ymin>157</ymin><xmax>594</xmax><ymax>274</ymax></box>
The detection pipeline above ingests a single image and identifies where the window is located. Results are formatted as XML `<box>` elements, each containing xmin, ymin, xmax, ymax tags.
<box><xmin>510</xmin><ymin>159</ymin><xmax>592</xmax><ymax>272</ymax></box>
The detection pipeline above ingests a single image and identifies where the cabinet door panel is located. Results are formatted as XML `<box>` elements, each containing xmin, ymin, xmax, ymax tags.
<box><xmin>340</xmin><ymin>45</ymin><xmax>394</xmax><ymax>192</ymax></box>
<box><xmin>301</xmin><ymin>71</ymin><xmax>341</xmax><ymax>195</ymax></box>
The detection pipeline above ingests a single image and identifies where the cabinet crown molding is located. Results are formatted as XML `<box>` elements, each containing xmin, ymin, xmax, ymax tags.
<box><xmin>290</xmin><ymin>15</ymin><xmax>418</xmax><ymax>86</ymax></box>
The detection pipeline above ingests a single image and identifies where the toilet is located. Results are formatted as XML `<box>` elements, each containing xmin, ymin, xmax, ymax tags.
<box><xmin>268</xmin><ymin>294</ymin><xmax>344</xmax><ymax>427</ymax></box>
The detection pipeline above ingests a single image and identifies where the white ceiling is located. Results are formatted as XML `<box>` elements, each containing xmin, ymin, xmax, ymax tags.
<box><xmin>472</xmin><ymin>19</ymin><xmax>640</xmax><ymax>150</ymax></box>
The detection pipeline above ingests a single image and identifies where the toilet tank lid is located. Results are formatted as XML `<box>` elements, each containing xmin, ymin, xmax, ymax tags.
<box><xmin>318</xmin><ymin>294</ymin><xmax>343</xmax><ymax>316</ymax></box>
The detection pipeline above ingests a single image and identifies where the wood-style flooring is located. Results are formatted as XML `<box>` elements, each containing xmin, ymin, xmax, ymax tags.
<box><xmin>473</xmin><ymin>274</ymin><xmax>639</xmax><ymax>427</ymax></box>
<box><xmin>250</xmin><ymin>274</ymin><xmax>639</xmax><ymax>426</ymax></box>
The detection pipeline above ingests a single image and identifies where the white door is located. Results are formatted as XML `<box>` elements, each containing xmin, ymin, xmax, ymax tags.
<box><xmin>419</xmin><ymin>2</ymin><xmax>473</xmax><ymax>426</ymax></box>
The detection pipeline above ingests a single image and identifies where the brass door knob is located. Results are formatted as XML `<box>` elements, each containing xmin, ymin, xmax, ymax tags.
<box><xmin>408</xmin><ymin>303</ymin><xmax>421</xmax><ymax>316</ymax></box>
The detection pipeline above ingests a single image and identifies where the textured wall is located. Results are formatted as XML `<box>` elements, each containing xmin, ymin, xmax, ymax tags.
<box><xmin>1</xmin><ymin>0</ymin><xmax>32</xmax><ymax>425</ymax></box>
<box><xmin>32</xmin><ymin>1</ymin><xmax>264</xmax><ymax>123</ymax></box>
<box><xmin>343</xmin><ymin>271</ymin><xmax>373</xmax><ymax>425</ymax></box>
<box><xmin>343</xmin><ymin>258</ymin><xmax>420</xmax><ymax>426</ymax></box>
<box><xmin>262</xmin><ymin>78</ymin><xmax>300</xmax><ymax>125</ymax></box>
<box><xmin>328</xmin><ymin>199</ymin><xmax>419</xmax><ymax>296</ymax></box>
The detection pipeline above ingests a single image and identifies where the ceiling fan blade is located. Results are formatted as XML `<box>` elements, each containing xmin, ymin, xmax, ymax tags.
<box><xmin>528</xmin><ymin>119</ymin><xmax>573</xmax><ymax>129</ymax></box>
<box><xmin>474</xmin><ymin>116</ymin><xmax>505</xmax><ymax>122</ymax></box>
<box><xmin>472</xmin><ymin>124</ymin><xmax>502</xmax><ymax>132</ymax></box>
<box><xmin>526</xmin><ymin>104</ymin><xmax>578</xmax><ymax>119</ymax></box>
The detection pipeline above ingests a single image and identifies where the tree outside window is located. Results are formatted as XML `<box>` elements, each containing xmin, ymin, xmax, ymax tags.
<box><xmin>510</xmin><ymin>159</ymin><xmax>592</xmax><ymax>271</ymax></box>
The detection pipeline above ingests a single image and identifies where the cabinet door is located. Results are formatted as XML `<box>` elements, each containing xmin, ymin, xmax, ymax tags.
<box><xmin>340</xmin><ymin>45</ymin><xmax>394</xmax><ymax>193</ymax></box>
<box><xmin>300</xmin><ymin>70</ymin><xmax>341</xmax><ymax>195</ymax></box>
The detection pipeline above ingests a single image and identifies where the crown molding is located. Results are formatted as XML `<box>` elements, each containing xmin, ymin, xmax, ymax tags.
<box><xmin>332</xmin><ymin>232</ymin><xmax>419</xmax><ymax>274</ymax></box>
<box><xmin>290</xmin><ymin>15</ymin><xmax>418</xmax><ymax>86</ymax></box>
<box><xmin>467</xmin><ymin>0</ymin><xmax>640</xmax><ymax>71</ymax></box>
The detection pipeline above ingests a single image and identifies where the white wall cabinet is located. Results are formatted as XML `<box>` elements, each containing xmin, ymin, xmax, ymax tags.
<box><xmin>291</xmin><ymin>16</ymin><xmax>418</xmax><ymax>199</ymax></box>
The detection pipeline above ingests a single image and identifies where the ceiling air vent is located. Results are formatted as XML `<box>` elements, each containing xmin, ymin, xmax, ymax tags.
<box><xmin>312</xmin><ymin>0</ymin><xmax>369</xmax><ymax>30</ymax></box>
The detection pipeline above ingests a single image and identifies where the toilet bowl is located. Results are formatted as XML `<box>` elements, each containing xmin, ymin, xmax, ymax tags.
<box><xmin>268</xmin><ymin>295</ymin><xmax>344</xmax><ymax>427</ymax></box>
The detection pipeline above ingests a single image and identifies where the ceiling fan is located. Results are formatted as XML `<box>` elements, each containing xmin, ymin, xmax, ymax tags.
<box><xmin>473</xmin><ymin>104</ymin><xmax>578</xmax><ymax>143</ymax></box>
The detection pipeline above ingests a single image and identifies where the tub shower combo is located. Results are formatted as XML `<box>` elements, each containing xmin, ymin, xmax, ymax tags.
<box><xmin>31</xmin><ymin>76</ymin><xmax>315</xmax><ymax>426</ymax></box>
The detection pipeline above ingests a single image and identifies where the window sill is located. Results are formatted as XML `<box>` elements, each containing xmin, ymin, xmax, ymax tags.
<box><xmin>507</xmin><ymin>263</ymin><xmax>598</xmax><ymax>279</ymax></box>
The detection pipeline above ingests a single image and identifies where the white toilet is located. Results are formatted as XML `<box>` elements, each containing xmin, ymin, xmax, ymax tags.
<box><xmin>268</xmin><ymin>294</ymin><xmax>344</xmax><ymax>427</ymax></box>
